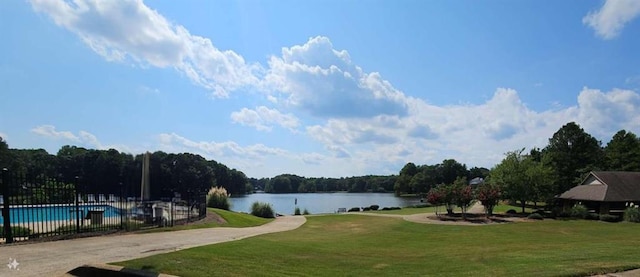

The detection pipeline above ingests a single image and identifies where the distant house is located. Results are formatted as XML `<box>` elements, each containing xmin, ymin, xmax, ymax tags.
<box><xmin>557</xmin><ymin>171</ymin><xmax>640</xmax><ymax>215</ymax></box>
<box><xmin>469</xmin><ymin>177</ymin><xmax>484</xmax><ymax>187</ymax></box>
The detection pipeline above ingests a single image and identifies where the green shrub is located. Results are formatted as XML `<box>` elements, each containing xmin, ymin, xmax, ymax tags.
<box><xmin>585</xmin><ymin>213</ymin><xmax>600</xmax><ymax>220</ymax></box>
<box><xmin>381</xmin><ymin>207</ymin><xmax>401</xmax><ymax>211</ymax></box>
<box><xmin>600</xmin><ymin>214</ymin><xmax>620</xmax><ymax>222</ymax></box>
<box><xmin>302</xmin><ymin>209</ymin><xmax>310</xmax><ymax>215</ymax></box>
<box><xmin>623</xmin><ymin>207</ymin><xmax>640</xmax><ymax>223</ymax></box>
<box><xmin>0</xmin><ymin>225</ymin><xmax>32</xmax><ymax>238</ymax></box>
<box><xmin>207</xmin><ymin>186</ymin><xmax>230</xmax><ymax>210</ymax></box>
<box><xmin>570</xmin><ymin>204</ymin><xmax>588</xmax><ymax>219</ymax></box>
<box><xmin>527</xmin><ymin>213</ymin><xmax>544</xmax><ymax>220</ymax></box>
<box><xmin>362</xmin><ymin>207</ymin><xmax>371</xmax><ymax>211</ymax></box>
<box><xmin>251</xmin><ymin>201</ymin><xmax>275</xmax><ymax>218</ymax></box>
<box><xmin>348</xmin><ymin>207</ymin><xmax>360</xmax><ymax>212</ymax></box>
<box><xmin>294</xmin><ymin>207</ymin><xmax>301</xmax><ymax>215</ymax></box>
<box><xmin>505</xmin><ymin>209</ymin><xmax>517</xmax><ymax>215</ymax></box>
<box><xmin>370</xmin><ymin>205</ymin><xmax>380</xmax><ymax>211</ymax></box>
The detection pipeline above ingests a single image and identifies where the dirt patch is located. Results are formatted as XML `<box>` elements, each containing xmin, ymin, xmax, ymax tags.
<box><xmin>182</xmin><ymin>210</ymin><xmax>227</xmax><ymax>225</ymax></box>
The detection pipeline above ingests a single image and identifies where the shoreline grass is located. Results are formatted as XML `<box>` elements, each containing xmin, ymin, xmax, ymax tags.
<box><xmin>116</xmin><ymin>214</ymin><xmax>640</xmax><ymax>276</ymax></box>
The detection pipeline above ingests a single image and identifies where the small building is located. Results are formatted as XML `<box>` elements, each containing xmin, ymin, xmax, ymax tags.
<box><xmin>557</xmin><ymin>171</ymin><xmax>640</xmax><ymax>215</ymax></box>
<box><xmin>469</xmin><ymin>177</ymin><xmax>484</xmax><ymax>187</ymax></box>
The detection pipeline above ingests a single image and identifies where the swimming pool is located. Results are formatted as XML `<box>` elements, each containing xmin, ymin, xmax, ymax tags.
<box><xmin>0</xmin><ymin>204</ymin><xmax>122</xmax><ymax>224</ymax></box>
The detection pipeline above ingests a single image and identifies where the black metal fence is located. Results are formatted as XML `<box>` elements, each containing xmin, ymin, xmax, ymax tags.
<box><xmin>1</xmin><ymin>169</ymin><xmax>206</xmax><ymax>244</ymax></box>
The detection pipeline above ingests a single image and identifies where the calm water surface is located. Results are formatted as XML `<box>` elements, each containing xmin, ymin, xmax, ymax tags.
<box><xmin>229</xmin><ymin>192</ymin><xmax>421</xmax><ymax>214</ymax></box>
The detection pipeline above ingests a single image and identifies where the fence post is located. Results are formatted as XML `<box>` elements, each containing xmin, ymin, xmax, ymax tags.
<box><xmin>74</xmin><ymin>176</ymin><xmax>80</xmax><ymax>234</ymax></box>
<box><xmin>2</xmin><ymin>168</ymin><xmax>13</xmax><ymax>243</ymax></box>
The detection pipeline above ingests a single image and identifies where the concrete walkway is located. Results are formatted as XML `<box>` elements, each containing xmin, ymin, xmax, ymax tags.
<box><xmin>0</xmin><ymin>216</ymin><xmax>306</xmax><ymax>277</ymax></box>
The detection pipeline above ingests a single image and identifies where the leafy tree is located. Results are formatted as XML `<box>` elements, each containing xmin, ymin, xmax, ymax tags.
<box><xmin>438</xmin><ymin>159</ymin><xmax>468</xmax><ymax>185</ymax></box>
<box><xmin>543</xmin><ymin>122</ymin><xmax>602</xmax><ymax>195</ymax></box>
<box><xmin>409</xmin><ymin>171</ymin><xmax>431</xmax><ymax>193</ymax></box>
<box><xmin>492</xmin><ymin>149</ymin><xmax>552</xmax><ymax>213</ymax></box>
<box><xmin>0</xmin><ymin>137</ymin><xmax>9</xmax><ymax>170</ymax></box>
<box><xmin>268</xmin><ymin>175</ymin><xmax>292</xmax><ymax>193</ymax></box>
<box><xmin>469</xmin><ymin>166</ymin><xmax>490</xmax><ymax>179</ymax></box>
<box><xmin>394</xmin><ymin>162</ymin><xmax>418</xmax><ymax>194</ymax></box>
<box><xmin>604</xmin><ymin>130</ymin><xmax>640</xmax><ymax>171</ymax></box>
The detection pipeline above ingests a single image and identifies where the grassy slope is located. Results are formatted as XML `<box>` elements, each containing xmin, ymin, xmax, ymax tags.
<box><xmin>117</xmin><ymin>215</ymin><xmax>640</xmax><ymax>276</ymax></box>
<box><xmin>136</xmin><ymin>208</ymin><xmax>272</xmax><ymax>233</ymax></box>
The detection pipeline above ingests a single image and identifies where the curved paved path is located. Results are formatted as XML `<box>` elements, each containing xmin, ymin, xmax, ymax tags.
<box><xmin>0</xmin><ymin>216</ymin><xmax>306</xmax><ymax>277</ymax></box>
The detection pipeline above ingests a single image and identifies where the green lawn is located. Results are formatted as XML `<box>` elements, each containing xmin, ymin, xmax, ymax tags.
<box><xmin>493</xmin><ymin>202</ymin><xmax>547</xmax><ymax>214</ymax></box>
<box><xmin>116</xmin><ymin>214</ymin><xmax>640</xmax><ymax>276</ymax></box>
<box><xmin>135</xmin><ymin>208</ymin><xmax>272</xmax><ymax>233</ymax></box>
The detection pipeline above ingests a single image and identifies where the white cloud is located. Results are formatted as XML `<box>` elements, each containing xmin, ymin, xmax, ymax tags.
<box><xmin>576</xmin><ymin>87</ymin><xmax>640</xmax><ymax>137</ymax></box>
<box><xmin>583</xmin><ymin>0</ymin><xmax>640</xmax><ymax>39</ymax></box>
<box><xmin>263</xmin><ymin>36</ymin><xmax>408</xmax><ymax>118</ymax></box>
<box><xmin>230</xmin><ymin>106</ymin><xmax>300</xmax><ymax>131</ymax></box>
<box><xmin>29</xmin><ymin>0</ymin><xmax>260</xmax><ymax>97</ymax></box>
<box><xmin>31</xmin><ymin>125</ymin><xmax>81</xmax><ymax>142</ymax></box>
<box><xmin>158</xmin><ymin>132</ymin><xmax>289</xmax><ymax>159</ymax></box>
<box><xmin>0</xmin><ymin>132</ymin><xmax>8</xmax><ymax>141</ymax></box>
<box><xmin>302</xmin><ymin>87</ymin><xmax>640</xmax><ymax>172</ymax></box>
<box><xmin>30</xmin><ymin>125</ymin><xmax>135</xmax><ymax>153</ymax></box>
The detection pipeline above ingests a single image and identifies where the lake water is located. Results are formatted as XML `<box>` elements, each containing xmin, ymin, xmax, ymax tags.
<box><xmin>229</xmin><ymin>192</ymin><xmax>422</xmax><ymax>215</ymax></box>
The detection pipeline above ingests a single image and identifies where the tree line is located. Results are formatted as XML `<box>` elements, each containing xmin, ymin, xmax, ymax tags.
<box><xmin>0</xmin><ymin>140</ymin><xmax>251</xmax><ymax>199</ymax></box>
<box><xmin>249</xmin><ymin>174</ymin><xmax>397</xmax><ymax>193</ymax></box>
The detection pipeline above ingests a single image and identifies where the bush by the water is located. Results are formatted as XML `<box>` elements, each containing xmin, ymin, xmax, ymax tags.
<box><xmin>294</xmin><ymin>207</ymin><xmax>301</xmax><ymax>215</ymax></box>
<box><xmin>570</xmin><ymin>204</ymin><xmax>588</xmax><ymax>219</ymax></box>
<box><xmin>381</xmin><ymin>207</ymin><xmax>401</xmax><ymax>211</ymax></box>
<box><xmin>303</xmin><ymin>208</ymin><xmax>310</xmax><ymax>215</ymax></box>
<box><xmin>600</xmin><ymin>214</ymin><xmax>620</xmax><ymax>222</ymax></box>
<box><xmin>348</xmin><ymin>207</ymin><xmax>360</xmax><ymax>212</ymax></box>
<box><xmin>251</xmin><ymin>201</ymin><xmax>275</xmax><ymax>218</ymax></box>
<box><xmin>623</xmin><ymin>207</ymin><xmax>640</xmax><ymax>222</ymax></box>
<box><xmin>369</xmin><ymin>205</ymin><xmax>379</xmax><ymax>211</ymax></box>
<box><xmin>0</xmin><ymin>225</ymin><xmax>31</xmax><ymax>238</ymax></box>
<box><xmin>362</xmin><ymin>207</ymin><xmax>371</xmax><ymax>211</ymax></box>
<box><xmin>527</xmin><ymin>213</ymin><xmax>544</xmax><ymax>220</ymax></box>
<box><xmin>207</xmin><ymin>186</ymin><xmax>230</xmax><ymax>210</ymax></box>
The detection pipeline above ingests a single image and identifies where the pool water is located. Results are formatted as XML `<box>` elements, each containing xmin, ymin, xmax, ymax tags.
<box><xmin>0</xmin><ymin>204</ymin><xmax>122</xmax><ymax>224</ymax></box>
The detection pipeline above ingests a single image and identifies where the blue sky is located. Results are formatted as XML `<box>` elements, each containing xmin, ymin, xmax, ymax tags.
<box><xmin>1</xmin><ymin>0</ymin><xmax>639</xmax><ymax>178</ymax></box>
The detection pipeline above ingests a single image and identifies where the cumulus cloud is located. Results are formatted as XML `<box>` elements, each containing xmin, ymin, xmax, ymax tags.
<box><xmin>263</xmin><ymin>36</ymin><xmax>409</xmax><ymax>118</ymax></box>
<box><xmin>30</xmin><ymin>125</ymin><xmax>137</xmax><ymax>153</ymax></box>
<box><xmin>31</xmin><ymin>125</ymin><xmax>81</xmax><ymax>142</ymax></box>
<box><xmin>29</xmin><ymin>0</ymin><xmax>260</xmax><ymax>97</ymax></box>
<box><xmin>576</xmin><ymin>87</ymin><xmax>640</xmax><ymax>137</ymax></box>
<box><xmin>230</xmin><ymin>106</ymin><xmax>300</xmax><ymax>131</ymax></box>
<box><xmin>158</xmin><ymin>132</ymin><xmax>289</xmax><ymax>159</ymax></box>
<box><xmin>583</xmin><ymin>0</ymin><xmax>640</xmax><ymax>39</ymax></box>
<box><xmin>31</xmin><ymin>125</ymin><xmax>106</xmax><ymax>148</ymax></box>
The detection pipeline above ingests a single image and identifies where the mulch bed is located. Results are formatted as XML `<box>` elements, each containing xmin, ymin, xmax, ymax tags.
<box><xmin>427</xmin><ymin>213</ymin><xmax>514</xmax><ymax>224</ymax></box>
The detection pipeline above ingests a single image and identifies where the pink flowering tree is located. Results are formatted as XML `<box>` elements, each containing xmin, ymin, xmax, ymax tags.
<box><xmin>452</xmin><ymin>177</ymin><xmax>473</xmax><ymax>219</ymax></box>
<box><xmin>476</xmin><ymin>183</ymin><xmax>501</xmax><ymax>216</ymax></box>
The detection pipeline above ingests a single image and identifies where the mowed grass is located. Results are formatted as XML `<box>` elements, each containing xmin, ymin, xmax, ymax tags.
<box><xmin>116</xmin><ymin>215</ymin><xmax>640</xmax><ymax>277</ymax></box>
<box><xmin>135</xmin><ymin>208</ymin><xmax>272</xmax><ymax>233</ymax></box>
